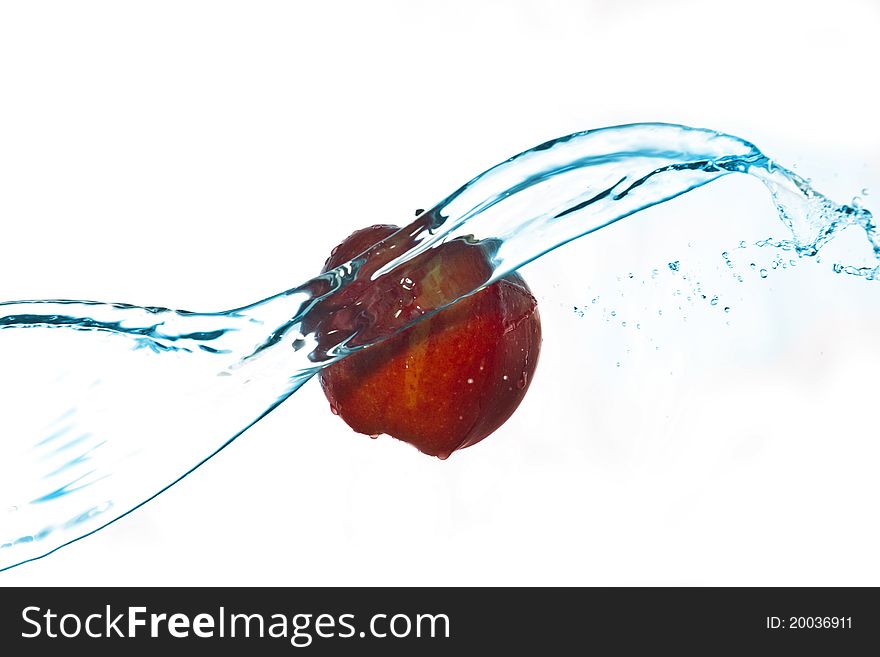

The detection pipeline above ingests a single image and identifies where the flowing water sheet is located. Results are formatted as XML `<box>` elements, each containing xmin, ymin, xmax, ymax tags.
<box><xmin>1</xmin><ymin>123</ymin><xmax>876</xmax><ymax>570</ymax></box>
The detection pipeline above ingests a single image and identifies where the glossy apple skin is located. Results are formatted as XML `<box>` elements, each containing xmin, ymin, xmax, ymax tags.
<box><xmin>316</xmin><ymin>224</ymin><xmax>542</xmax><ymax>458</ymax></box>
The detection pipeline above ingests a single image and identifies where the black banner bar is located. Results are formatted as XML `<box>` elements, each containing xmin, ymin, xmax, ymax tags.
<box><xmin>0</xmin><ymin>587</ymin><xmax>875</xmax><ymax>654</ymax></box>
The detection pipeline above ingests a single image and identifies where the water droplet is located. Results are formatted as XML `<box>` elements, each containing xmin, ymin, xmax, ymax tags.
<box><xmin>329</xmin><ymin>403</ymin><xmax>339</xmax><ymax>416</ymax></box>
<box><xmin>502</xmin><ymin>375</ymin><xmax>508</xmax><ymax>381</ymax></box>
<box><xmin>369</xmin><ymin>434</ymin><xmax>379</xmax><ymax>440</ymax></box>
<box><xmin>466</xmin><ymin>378</ymin><xmax>474</xmax><ymax>384</ymax></box>
<box><xmin>760</xmin><ymin>268</ymin><xmax>768</xmax><ymax>278</ymax></box>
<box><xmin>516</xmin><ymin>372</ymin><xmax>528</xmax><ymax>389</ymax></box>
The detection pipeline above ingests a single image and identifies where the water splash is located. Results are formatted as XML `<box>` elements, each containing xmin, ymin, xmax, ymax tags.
<box><xmin>0</xmin><ymin>123</ymin><xmax>875</xmax><ymax>570</ymax></box>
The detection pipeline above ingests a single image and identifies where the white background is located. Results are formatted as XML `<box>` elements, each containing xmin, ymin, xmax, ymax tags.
<box><xmin>1</xmin><ymin>0</ymin><xmax>878</xmax><ymax>585</ymax></box>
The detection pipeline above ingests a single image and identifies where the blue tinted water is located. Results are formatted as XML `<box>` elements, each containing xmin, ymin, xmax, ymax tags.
<box><xmin>0</xmin><ymin>123</ymin><xmax>875</xmax><ymax>570</ymax></box>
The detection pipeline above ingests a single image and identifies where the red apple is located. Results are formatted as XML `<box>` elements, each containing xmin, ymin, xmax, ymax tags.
<box><xmin>315</xmin><ymin>224</ymin><xmax>542</xmax><ymax>458</ymax></box>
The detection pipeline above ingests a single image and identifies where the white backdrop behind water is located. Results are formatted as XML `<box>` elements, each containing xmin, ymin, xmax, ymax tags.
<box><xmin>515</xmin><ymin>174</ymin><xmax>880</xmax><ymax>585</ymax></box>
<box><xmin>2</xmin><ymin>0</ymin><xmax>878</xmax><ymax>586</ymax></box>
<box><xmin>528</xmin><ymin>173</ymin><xmax>878</xmax><ymax>457</ymax></box>
<box><xmin>1</xmin><ymin>124</ymin><xmax>878</xmax><ymax>579</ymax></box>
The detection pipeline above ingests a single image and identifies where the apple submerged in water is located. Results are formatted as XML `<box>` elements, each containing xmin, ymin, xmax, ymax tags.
<box><xmin>317</xmin><ymin>224</ymin><xmax>542</xmax><ymax>459</ymax></box>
